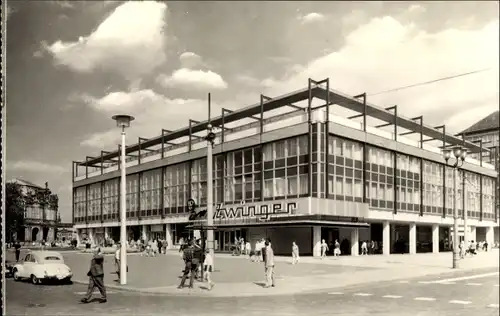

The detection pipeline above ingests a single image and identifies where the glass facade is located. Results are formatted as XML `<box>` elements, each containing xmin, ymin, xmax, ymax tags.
<box><xmin>396</xmin><ymin>154</ymin><xmax>420</xmax><ymax>213</ymax></box>
<box><xmin>263</xmin><ymin>136</ymin><xmax>309</xmax><ymax>200</ymax></box>
<box><xmin>74</xmin><ymin>127</ymin><xmax>497</xmax><ymax>224</ymax></box>
<box><xmin>164</xmin><ymin>162</ymin><xmax>189</xmax><ymax>214</ymax></box>
<box><xmin>482</xmin><ymin>176</ymin><xmax>495</xmax><ymax>220</ymax></box>
<box><xmin>365</xmin><ymin>146</ymin><xmax>393</xmax><ymax>209</ymax></box>
<box><xmin>328</xmin><ymin>136</ymin><xmax>363</xmax><ymax>202</ymax></box>
<box><xmin>423</xmin><ymin>161</ymin><xmax>443</xmax><ymax>215</ymax></box>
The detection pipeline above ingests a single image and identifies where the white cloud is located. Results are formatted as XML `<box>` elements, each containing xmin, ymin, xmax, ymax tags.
<box><xmin>407</xmin><ymin>4</ymin><xmax>426</xmax><ymax>14</ymax></box>
<box><xmin>9</xmin><ymin>161</ymin><xmax>66</xmax><ymax>173</ymax></box>
<box><xmin>267</xmin><ymin>17</ymin><xmax>499</xmax><ymax>134</ymax></box>
<box><xmin>81</xmin><ymin>90</ymin><xmax>221</xmax><ymax>148</ymax></box>
<box><xmin>261</xmin><ymin>78</ymin><xmax>278</xmax><ymax>88</ymax></box>
<box><xmin>46</xmin><ymin>1</ymin><xmax>168</xmax><ymax>81</ymax></box>
<box><xmin>157</xmin><ymin>68</ymin><xmax>228</xmax><ymax>91</ymax></box>
<box><xmin>180</xmin><ymin>52</ymin><xmax>203</xmax><ymax>69</ymax></box>
<box><xmin>300</xmin><ymin>13</ymin><xmax>326</xmax><ymax>24</ymax></box>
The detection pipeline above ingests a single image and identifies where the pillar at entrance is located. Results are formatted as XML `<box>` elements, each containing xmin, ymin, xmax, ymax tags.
<box><xmin>382</xmin><ymin>221</ymin><xmax>390</xmax><ymax>255</ymax></box>
<box><xmin>351</xmin><ymin>228</ymin><xmax>359</xmax><ymax>256</ymax></box>
<box><xmin>76</xmin><ymin>230</ymin><xmax>81</xmax><ymax>246</ymax></box>
<box><xmin>470</xmin><ymin>226</ymin><xmax>477</xmax><ymax>242</ymax></box>
<box><xmin>486</xmin><ymin>226</ymin><xmax>494</xmax><ymax>250</ymax></box>
<box><xmin>104</xmin><ymin>227</ymin><xmax>110</xmax><ymax>240</ymax></box>
<box><xmin>165</xmin><ymin>224</ymin><xmax>172</xmax><ymax>249</ymax></box>
<box><xmin>409</xmin><ymin>223</ymin><xmax>417</xmax><ymax>254</ymax></box>
<box><xmin>432</xmin><ymin>224</ymin><xmax>439</xmax><ymax>253</ymax></box>
<box><xmin>141</xmin><ymin>225</ymin><xmax>148</xmax><ymax>241</ymax></box>
<box><xmin>313</xmin><ymin>226</ymin><xmax>321</xmax><ymax>257</ymax></box>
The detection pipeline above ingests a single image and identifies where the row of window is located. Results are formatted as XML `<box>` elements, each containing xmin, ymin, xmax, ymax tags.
<box><xmin>74</xmin><ymin>135</ymin><xmax>498</xmax><ymax>222</ymax></box>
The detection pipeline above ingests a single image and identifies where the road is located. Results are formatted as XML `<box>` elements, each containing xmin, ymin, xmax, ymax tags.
<box><xmin>6</xmin><ymin>267</ymin><xmax>499</xmax><ymax>316</ymax></box>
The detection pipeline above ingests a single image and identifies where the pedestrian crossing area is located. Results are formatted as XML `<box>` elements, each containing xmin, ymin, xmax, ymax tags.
<box><xmin>327</xmin><ymin>291</ymin><xmax>498</xmax><ymax>308</ymax></box>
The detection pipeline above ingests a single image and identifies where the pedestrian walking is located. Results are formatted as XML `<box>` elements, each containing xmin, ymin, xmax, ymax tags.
<box><xmin>361</xmin><ymin>241</ymin><xmax>368</xmax><ymax>255</ymax></box>
<box><xmin>81</xmin><ymin>248</ymin><xmax>107</xmax><ymax>304</ymax></box>
<box><xmin>291</xmin><ymin>241</ymin><xmax>300</xmax><ymax>265</ymax></box>
<box><xmin>14</xmin><ymin>241</ymin><xmax>21</xmax><ymax>262</ymax></box>
<box><xmin>178</xmin><ymin>241</ymin><xmax>198</xmax><ymax>289</ymax></box>
<box><xmin>321</xmin><ymin>239</ymin><xmax>328</xmax><ymax>259</ymax></box>
<box><xmin>264</xmin><ymin>240</ymin><xmax>275</xmax><ymax>288</ymax></box>
<box><xmin>115</xmin><ymin>244</ymin><xmax>121</xmax><ymax>278</ymax></box>
<box><xmin>203</xmin><ymin>249</ymin><xmax>215</xmax><ymax>290</ymax></box>
<box><xmin>333</xmin><ymin>239</ymin><xmax>341</xmax><ymax>258</ymax></box>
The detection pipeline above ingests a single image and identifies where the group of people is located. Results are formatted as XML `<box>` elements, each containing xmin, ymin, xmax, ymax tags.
<box><xmin>320</xmin><ymin>239</ymin><xmax>341</xmax><ymax>258</ymax></box>
<box><xmin>178</xmin><ymin>239</ymin><xmax>215</xmax><ymax>290</ymax></box>
<box><xmin>459</xmin><ymin>240</ymin><xmax>489</xmax><ymax>258</ymax></box>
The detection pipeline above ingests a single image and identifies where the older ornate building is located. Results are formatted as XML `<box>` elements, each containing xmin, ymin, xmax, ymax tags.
<box><xmin>8</xmin><ymin>178</ymin><xmax>59</xmax><ymax>242</ymax></box>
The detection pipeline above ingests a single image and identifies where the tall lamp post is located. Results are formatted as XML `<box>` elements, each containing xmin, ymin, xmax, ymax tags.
<box><xmin>442</xmin><ymin>145</ymin><xmax>467</xmax><ymax>269</ymax></box>
<box><xmin>205</xmin><ymin>94</ymin><xmax>216</xmax><ymax>268</ymax></box>
<box><xmin>112</xmin><ymin>114</ymin><xmax>135</xmax><ymax>285</ymax></box>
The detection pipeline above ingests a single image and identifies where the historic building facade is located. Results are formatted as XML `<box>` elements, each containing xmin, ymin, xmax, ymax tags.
<box><xmin>72</xmin><ymin>80</ymin><xmax>498</xmax><ymax>256</ymax></box>
<box><xmin>8</xmin><ymin>179</ymin><xmax>59</xmax><ymax>242</ymax></box>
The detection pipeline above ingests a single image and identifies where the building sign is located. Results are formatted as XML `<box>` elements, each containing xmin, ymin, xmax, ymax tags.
<box><xmin>214</xmin><ymin>201</ymin><xmax>297</xmax><ymax>220</ymax></box>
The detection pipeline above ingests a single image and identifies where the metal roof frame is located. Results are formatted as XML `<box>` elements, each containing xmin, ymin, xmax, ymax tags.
<box><xmin>80</xmin><ymin>80</ymin><xmax>486</xmax><ymax>167</ymax></box>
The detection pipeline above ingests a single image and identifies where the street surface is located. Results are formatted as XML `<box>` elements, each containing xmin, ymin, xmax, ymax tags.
<box><xmin>6</xmin><ymin>267</ymin><xmax>499</xmax><ymax>316</ymax></box>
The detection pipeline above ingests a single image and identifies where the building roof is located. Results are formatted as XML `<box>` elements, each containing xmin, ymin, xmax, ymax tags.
<box><xmin>8</xmin><ymin>178</ymin><xmax>45</xmax><ymax>189</ymax></box>
<box><xmin>80</xmin><ymin>81</ymin><xmax>487</xmax><ymax>168</ymax></box>
<box><xmin>460</xmin><ymin>111</ymin><xmax>499</xmax><ymax>135</ymax></box>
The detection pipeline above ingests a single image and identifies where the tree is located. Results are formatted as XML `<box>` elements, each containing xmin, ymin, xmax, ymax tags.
<box><xmin>6</xmin><ymin>183</ymin><xmax>25</xmax><ymax>243</ymax></box>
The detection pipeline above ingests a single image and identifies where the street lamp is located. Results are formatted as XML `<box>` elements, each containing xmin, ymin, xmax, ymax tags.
<box><xmin>442</xmin><ymin>145</ymin><xmax>467</xmax><ymax>269</ymax></box>
<box><xmin>112</xmin><ymin>114</ymin><xmax>135</xmax><ymax>285</ymax></box>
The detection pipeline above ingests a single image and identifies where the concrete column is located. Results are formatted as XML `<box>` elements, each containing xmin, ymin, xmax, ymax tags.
<box><xmin>36</xmin><ymin>227</ymin><xmax>43</xmax><ymax>242</ymax></box>
<box><xmin>470</xmin><ymin>226</ymin><xmax>477</xmax><ymax>242</ymax></box>
<box><xmin>141</xmin><ymin>225</ymin><xmax>148</xmax><ymax>242</ymax></box>
<box><xmin>165</xmin><ymin>224</ymin><xmax>172</xmax><ymax>249</ymax></box>
<box><xmin>193</xmin><ymin>230</ymin><xmax>201</xmax><ymax>240</ymax></box>
<box><xmin>409</xmin><ymin>223</ymin><xmax>417</xmax><ymax>254</ymax></box>
<box><xmin>48</xmin><ymin>227</ymin><xmax>55</xmax><ymax>242</ymax></box>
<box><xmin>351</xmin><ymin>228</ymin><xmax>359</xmax><ymax>256</ymax></box>
<box><xmin>313</xmin><ymin>226</ymin><xmax>322</xmax><ymax>257</ymax></box>
<box><xmin>486</xmin><ymin>226</ymin><xmax>494</xmax><ymax>250</ymax></box>
<box><xmin>104</xmin><ymin>227</ymin><xmax>110</xmax><ymax>240</ymax></box>
<box><xmin>383</xmin><ymin>221</ymin><xmax>390</xmax><ymax>255</ymax></box>
<box><xmin>432</xmin><ymin>224</ymin><xmax>439</xmax><ymax>254</ymax></box>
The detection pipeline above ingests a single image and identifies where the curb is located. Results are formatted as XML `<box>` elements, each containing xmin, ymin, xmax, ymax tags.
<box><xmin>71</xmin><ymin>265</ymin><xmax>497</xmax><ymax>298</ymax></box>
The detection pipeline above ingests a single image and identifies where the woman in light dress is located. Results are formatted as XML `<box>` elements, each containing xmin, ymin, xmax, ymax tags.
<box><xmin>292</xmin><ymin>242</ymin><xmax>300</xmax><ymax>265</ymax></box>
<box><xmin>333</xmin><ymin>239</ymin><xmax>341</xmax><ymax>258</ymax></box>
<box><xmin>321</xmin><ymin>239</ymin><xmax>329</xmax><ymax>259</ymax></box>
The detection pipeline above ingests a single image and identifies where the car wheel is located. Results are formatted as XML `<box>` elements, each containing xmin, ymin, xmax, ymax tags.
<box><xmin>13</xmin><ymin>270</ymin><xmax>20</xmax><ymax>282</ymax></box>
<box><xmin>31</xmin><ymin>275</ymin><xmax>40</xmax><ymax>285</ymax></box>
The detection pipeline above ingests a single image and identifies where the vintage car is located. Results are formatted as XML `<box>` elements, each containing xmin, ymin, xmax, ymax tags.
<box><xmin>12</xmin><ymin>251</ymin><xmax>72</xmax><ymax>284</ymax></box>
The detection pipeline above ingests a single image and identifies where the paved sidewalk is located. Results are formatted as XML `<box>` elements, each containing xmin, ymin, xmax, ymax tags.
<box><xmin>7</xmin><ymin>249</ymin><xmax>498</xmax><ymax>297</ymax></box>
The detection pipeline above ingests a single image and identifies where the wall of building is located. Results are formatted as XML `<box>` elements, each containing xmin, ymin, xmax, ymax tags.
<box><xmin>73</xmin><ymin>122</ymin><xmax>499</xmax><ymax>230</ymax></box>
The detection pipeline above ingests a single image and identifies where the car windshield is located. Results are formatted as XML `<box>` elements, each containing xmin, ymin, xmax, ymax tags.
<box><xmin>44</xmin><ymin>256</ymin><xmax>61</xmax><ymax>261</ymax></box>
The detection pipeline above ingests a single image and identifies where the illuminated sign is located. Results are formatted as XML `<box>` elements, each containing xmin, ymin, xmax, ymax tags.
<box><xmin>214</xmin><ymin>202</ymin><xmax>297</xmax><ymax>220</ymax></box>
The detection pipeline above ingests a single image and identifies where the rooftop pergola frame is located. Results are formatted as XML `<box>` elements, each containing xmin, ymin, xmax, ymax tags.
<box><xmin>76</xmin><ymin>78</ymin><xmax>488</xmax><ymax>180</ymax></box>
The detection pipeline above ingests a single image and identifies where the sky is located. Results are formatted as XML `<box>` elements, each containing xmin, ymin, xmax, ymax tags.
<box><xmin>5</xmin><ymin>1</ymin><xmax>499</xmax><ymax>223</ymax></box>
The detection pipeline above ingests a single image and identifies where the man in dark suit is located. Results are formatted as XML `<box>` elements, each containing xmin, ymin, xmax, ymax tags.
<box><xmin>81</xmin><ymin>248</ymin><xmax>107</xmax><ymax>303</ymax></box>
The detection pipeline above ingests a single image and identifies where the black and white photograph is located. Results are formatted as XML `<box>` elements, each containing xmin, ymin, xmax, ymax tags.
<box><xmin>2</xmin><ymin>1</ymin><xmax>499</xmax><ymax>316</ymax></box>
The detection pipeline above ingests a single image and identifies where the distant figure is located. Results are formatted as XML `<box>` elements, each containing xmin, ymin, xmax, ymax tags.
<box><xmin>361</xmin><ymin>241</ymin><xmax>368</xmax><ymax>255</ymax></box>
<box><xmin>334</xmin><ymin>240</ymin><xmax>341</xmax><ymax>257</ymax></box>
<box><xmin>81</xmin><ymin>248</ymin><xmax>106</xmax><ymax>304</ymax></box>
<box><xmin>203</xmin><ymin>249</ymin><xmax>215</xmax><ymax>290</ymax></box>
<box><xmin>292</xmin><ymin>242</ymin><xmax>300</xmax><ymax>265</ymax></box>
<box><xmin>245</xmin><ymin>241</ymin><xmax>251</xmax><ymax>257</ymax></box>
<box><xmin>14</xmin><ymin>241</ymin><xmax>21</xmax><ymax>262</ymax></box>
<box><xmin>115</xmin><ymin>244</ymin><xmax>121</xmax><ymax>278</ymax></box>
<box><xmin>321</xmin><ymin>239</ymin><xmax>328</xmax><ymax>259</ymax></box>
<box><xmin>264</xmin><ymin>241</ymin><xmax>275</xmax><ymax>288</ymax></box>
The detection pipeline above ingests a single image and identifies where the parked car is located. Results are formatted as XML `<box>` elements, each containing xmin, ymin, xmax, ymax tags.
<box><xmin>12</xmin><ymin>251</ymin><xmax>72</xmax><ymax>284</ymax></box>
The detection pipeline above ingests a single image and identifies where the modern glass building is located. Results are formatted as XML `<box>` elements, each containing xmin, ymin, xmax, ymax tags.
<box><xmin>460</xmin><ymin>110</ymin><xmax>499</xmax><ymax>243</ymax></box>
<box><xmin>72</xmin><ymin>79</ymin><xmax>498</xmax><ymax>256</ymax></box>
